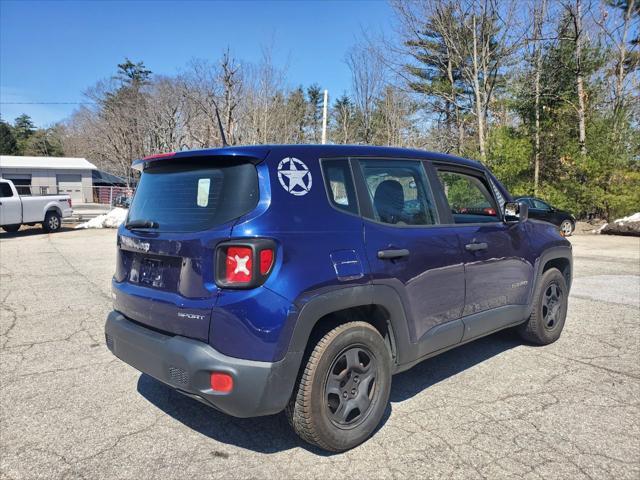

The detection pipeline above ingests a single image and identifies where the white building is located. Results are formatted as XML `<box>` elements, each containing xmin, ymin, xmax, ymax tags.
<box><xmin>0</xmin><ymin>156</ymin><xmax>97</xmax><ymax>203</ymax></box>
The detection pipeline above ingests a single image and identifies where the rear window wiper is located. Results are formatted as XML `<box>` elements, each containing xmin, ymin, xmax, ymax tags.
<box><xmin>125</xmin><ymin>219</ymin><xmax>159</xmax><ymax>230</ymax></box>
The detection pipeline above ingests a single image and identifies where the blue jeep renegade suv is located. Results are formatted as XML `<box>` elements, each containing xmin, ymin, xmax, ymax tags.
<box><xmin>105</xmin><ymin>145</ymin><xmax>572</xmax><ymax>452</ymax></box>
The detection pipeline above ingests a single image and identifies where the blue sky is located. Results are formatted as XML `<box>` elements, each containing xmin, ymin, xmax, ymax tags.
<box><xmin>0</xmin><ymin>0</ymin><xmax>393</xmax><ymax>127</ymax></box>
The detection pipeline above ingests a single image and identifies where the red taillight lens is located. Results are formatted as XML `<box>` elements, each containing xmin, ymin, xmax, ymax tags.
<box><xmin>225</xmin><ymin>246</ymin><xmax>253</xmax><ymax>284</ymax></box>
<box><xmin>68</xmin><ymin>198</ymin><xmax>73</xmax><ymax>208</ymax></box>
<box><xmin>259</xmin><ymin>249</ymin><xmax>274</xmax><ymax>275</ymax></box>
<box><xmin>210</xmin><ymin>372</ymin><xmax>233</xmax><ymax>392</ymax></box>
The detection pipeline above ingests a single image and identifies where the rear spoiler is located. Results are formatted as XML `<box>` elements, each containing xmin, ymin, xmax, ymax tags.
<box><xmin>132</xmin><ymin>147</ymin><xmax>271</xmax><ymax>171</ymax></box>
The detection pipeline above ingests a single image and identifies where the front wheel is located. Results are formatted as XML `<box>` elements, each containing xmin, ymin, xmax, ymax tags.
<box><xmin>560</xmin><ymin>220</ymin><xmax>574</xmax><ymax>236</ymax></box>
<box><xmin>518</xmin><ymin>268</ymin><xmax>568</xmax><ymax>345</ymax></box>
<box><xmin>286</xmin><ymin>322</ymin><xmax>392</xmax><ymax>452</ymax></box>
<box><xmin>42</xmin><ymin>211</ymin><xmax>61</xmax><ymax>233</ymax></box>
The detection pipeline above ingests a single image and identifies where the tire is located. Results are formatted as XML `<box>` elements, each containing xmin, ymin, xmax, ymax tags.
<box><xmin>518</xmin><ymin>268</ymin><xmax>568</xmax><ymax>345</ymax></box>
<box><xmin>560</xmin><ymin>220</ymin><xmax>574</xmax><ymax>236</ymax></box>
<box><xmin>286</xmin><ymin>321</ymin><xmax>392</xmax><ymax>452</ymax></box>
<box><xmin>2</xmin><ymin>224</ymin><xmax>20</xmax><ymax>233</ymax></box>
<box><xmin>42</xmin><ymin>211</ymin><xmax>62</xmax><ymax>233</ymax></box>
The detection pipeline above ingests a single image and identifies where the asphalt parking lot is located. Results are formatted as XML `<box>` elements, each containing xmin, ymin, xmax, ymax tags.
<box><xmin>1</xmin><ymin>228</ymin><xmax>638</xmax><ymax>479</ymax></box>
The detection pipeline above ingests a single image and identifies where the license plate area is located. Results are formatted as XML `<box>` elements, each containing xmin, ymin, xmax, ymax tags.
<box><xmin>129</xmin><ymin>254</ymin><xmax>181</xmax><ymax>291</ymax></box>
<box><xmin>140</xmin><ymin>258</ymin><xmax>164</xmax><ymax>288</ymax></box>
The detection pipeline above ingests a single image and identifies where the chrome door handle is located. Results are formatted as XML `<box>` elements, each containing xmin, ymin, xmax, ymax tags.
<box><xmin>465</xmin><ymin>242</ymin><xmax>488</xmax><ymax>252</ymax></box>
<box><xmin>377</xmin><ymin>249</ymin><xmax>410</xmax><ymax>259</ymax></box>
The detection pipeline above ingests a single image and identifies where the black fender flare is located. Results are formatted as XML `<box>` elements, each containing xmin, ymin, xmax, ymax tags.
<box><xmin>284</xmin><ymin>284</ymin><xmax>414</xmax><ymax>370</ymax></box>
<box><xmin>528</xmin><ymin>245</ymin><xmax>573</xmax><ymax>311</ymax></box>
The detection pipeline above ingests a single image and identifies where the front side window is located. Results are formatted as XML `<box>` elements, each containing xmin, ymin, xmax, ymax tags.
<box><xmin>321</xmin><ymin>159</ymin><xmax>358</xmax><ymax>214</ymax></box>
<box><xmin>437</xmin><ymin>170</ymin><xmax>499</xmax><ymax>224</ymax></box>
<box><xmin>359</xmin><ymin>160</ymin><xmax>438</xmax><ymax>226</ymax></box>
<box><xmin>128</xmin><ymin>159</ymin><xmax>258</xmax><ymax>232</ymax></box>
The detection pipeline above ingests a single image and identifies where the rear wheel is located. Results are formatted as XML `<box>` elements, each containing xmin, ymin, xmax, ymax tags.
<box><xmin>2</xmin><ymin>224</ymin><xmax>20</xmax><ymax>233</ymax></box>
<box><xmin>518</xmin><ymin>268</ymin><xmax>568</xmax><ymax>345</ymax></box>
<box><xmin>42</xmin><ymin>211</ymin><xmax>61</xmax><ymax>233</ymax></box>
<box><xmin>286</xmin><ymin>322</ymin><xmax>391</xmax><ymax>452</ymax></box>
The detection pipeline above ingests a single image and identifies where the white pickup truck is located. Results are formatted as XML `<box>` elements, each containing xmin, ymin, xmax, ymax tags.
<box><xmin>0</xmin><ymin>179</ymin><xmax>73</xmax><ymax>233</ymax></box>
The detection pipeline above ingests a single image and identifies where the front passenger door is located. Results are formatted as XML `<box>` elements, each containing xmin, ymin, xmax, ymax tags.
<box><xmin>434</xmin><ymin>167</ymin><xmax>533</xmax><ymax>337</ymax></box>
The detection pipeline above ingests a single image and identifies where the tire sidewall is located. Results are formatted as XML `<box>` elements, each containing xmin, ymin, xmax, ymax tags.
<box><xmin>532</xmin><ymin>269</ymin><xmax>568</xmax><ymax>343</ymax></box>
<box><xmin>309</xmin><ymin>325</ymin><xmax>391</xmax><ymax>451</ymax></box>
<box><xmin>43</xmin><ymin>212</ymin><xmax>61</xmax><ymax>232</ymax></box>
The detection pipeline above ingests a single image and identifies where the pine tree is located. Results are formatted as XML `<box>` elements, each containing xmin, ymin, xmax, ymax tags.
<box><xmin>0</xmin><ymin>121</ymin><xmax>19</xmax><ymax>154</ymax></box>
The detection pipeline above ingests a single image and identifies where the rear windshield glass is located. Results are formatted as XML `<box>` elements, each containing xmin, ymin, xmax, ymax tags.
<box><xmin>128</xmin><ymin>159</ymin><xmax>258</xmax><ymax>232</ymax></box>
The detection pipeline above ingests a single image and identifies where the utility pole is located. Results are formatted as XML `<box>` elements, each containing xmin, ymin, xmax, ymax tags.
<box><xmin>321</xmin><ymin>89</ymin><xmax>329</xmax><ymax>144</ymax></box>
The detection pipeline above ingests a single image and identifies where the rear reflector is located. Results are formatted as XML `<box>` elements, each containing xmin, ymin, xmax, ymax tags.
<box><xmin>210</xmin><ymin>372</ymin><xmax>233</xmax><ymax>392</ymax></box>
<box><xmin>225</xmin><ymin>246</ymin><xmax>253</xmax><ymax>284</ymax></box>
<box><xmin>259</xmin><ymin>249</ymin><xmax>274</xmax><ymax>275</ymax></box>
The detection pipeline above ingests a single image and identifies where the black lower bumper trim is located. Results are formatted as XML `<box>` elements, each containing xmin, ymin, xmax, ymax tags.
<box><xmin>105</xmin><ymin>311</ymin><xmax>302</xmax><ymax>418</ymax></box>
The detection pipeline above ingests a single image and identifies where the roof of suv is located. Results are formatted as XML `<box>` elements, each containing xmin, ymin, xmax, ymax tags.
<box><xmin>134</xmin><ymin>144</ymin><xmax>484</xmax><ymax>171</ymax></box>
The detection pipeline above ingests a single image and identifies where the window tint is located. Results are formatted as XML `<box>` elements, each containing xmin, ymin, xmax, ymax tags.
<box><xmin>437</xmin><ymin>170</ymin><xmax>499</xmax><ymax>224</ymax></box>
<box><xmin>128</xmin><ymin>159</ymin><xmax>258</xmax><ymax>232</ymax></box>
<box><xmin>359</xmin><ymin>160</ymin><xmax>438</xmax><ymax>226</ymax></box>
<box><xmin>0</xmin><ymin>183</ymin><xmax>13</xmax><ymax>197</ymax></box>
<box><xmin>321</xmin><ymin>159</ymin><xmax>358</xmax><ymax>214</ymax></box>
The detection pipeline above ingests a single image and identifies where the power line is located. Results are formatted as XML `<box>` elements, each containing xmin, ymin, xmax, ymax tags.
<box><xmin>0</xmin><ymin>102</ymin><xmax>96</xmax><ymax>105</ymax></box>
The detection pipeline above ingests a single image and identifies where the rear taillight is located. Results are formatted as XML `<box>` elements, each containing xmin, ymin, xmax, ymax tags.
<box><xmin>68</xmin><ymin>198</ymin><xmax>73</xmax><ymax>208</ymax></box>
<box><xmin>225</xmin><ymin>246</ymin><xmax>253</xmax><ymax>284</ymax></box>
<box><xmin>215</xmin><ymin>239</ymin><xmax>276</xmax><ymax>289</ymax></box>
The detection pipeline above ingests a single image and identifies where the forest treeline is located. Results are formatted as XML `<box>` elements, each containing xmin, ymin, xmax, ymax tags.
<box><xmin>0</xmin><ymin>0</ymin><xmax>637</xmax><ymax>219</ymax></box>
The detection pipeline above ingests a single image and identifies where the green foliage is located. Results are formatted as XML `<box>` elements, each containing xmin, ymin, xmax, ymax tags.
<box><xmin>116</xmin><ymin>58</ymin><xmax>152</xmax><ymax>87</ymax></box>
<box><xmin>21</xmin><ymin>129</ymin><xmax>65</xmax><ymax>157</ymax></box>
<box><xmin>0</xmin><ymin>121</ymin><xmax>19</xmax><ymax>154</ymax></box>
<box><xmin>486</xmin><ymin>127</ymin><xmax>533</xmax><ymax>197</ymax></box>
<box><xmin>0</xmin><ymin>114</ymin><xmax>65</xmax><ymax>157</ymax></box>
<box><xmin>13</xmin><ymin>114</ymin><xmax>35</xmax><ymax>140</ymax></box>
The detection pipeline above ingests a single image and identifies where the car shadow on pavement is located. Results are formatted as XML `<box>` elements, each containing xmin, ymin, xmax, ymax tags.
<box><xmin>0</xmin><ymin>226</ymin><xmax>80</xmax><ymax>238</ymax></box>
<box><xmin>136</xmin><ymin>329</ymin><xmax>520</xmax><ymax>455</ymax></box>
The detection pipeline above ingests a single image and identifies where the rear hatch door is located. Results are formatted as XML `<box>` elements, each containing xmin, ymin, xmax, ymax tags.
<box><xmin>113</xmin><ymin>156</ymin><xmax>260</xmax><ymax>341</ymax></box>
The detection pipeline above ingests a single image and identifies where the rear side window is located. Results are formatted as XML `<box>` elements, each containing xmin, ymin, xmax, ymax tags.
<box><xmin>321</xmin><ymin>159</ymin><xmax>358</xmax><ymax>214</ymax></box>
<box><xmin>128</xmin><ymin>159</ymin><xmax>258</xmax><ymax>232</ymax></box>
<box><xmin>437</xmin><ymin>170</ymin><xmax>499</xmax><ymax>223</ymax></box>
<box><xmin>532</xmin><ymin>199</ymin><xmax>551</xmax><ymax>210</ymax></box>
<box><xmin>359</xmin><ymin>159</ymin><xmax>438</xmax><ymax>226</ymax></box>
<box><xmin>0</xmin><ymin>183</ymin><xmax>13</xmax><ymax>197</ymax></box>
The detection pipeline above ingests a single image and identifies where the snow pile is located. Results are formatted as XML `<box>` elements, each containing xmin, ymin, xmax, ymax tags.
<box><xmin>599</xmin><ymin>212</ymin><xmax>640</xmax><ymax>237</ymax></box>
<box><xmin>75</xmin><ymin>208</ymin><xmax>128</xmax><ymax>229</ymax></box>
<box><xmin>613</xmin><ymin>212</ymin><xmax>640</xmax><ymax>224</ymax></box>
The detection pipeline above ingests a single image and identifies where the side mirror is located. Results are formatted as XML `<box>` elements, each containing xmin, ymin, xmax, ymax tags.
<box><xmin>504</xmin><ymin>201</ymin><xmax>528</xmax><ymax>223</ymax></box>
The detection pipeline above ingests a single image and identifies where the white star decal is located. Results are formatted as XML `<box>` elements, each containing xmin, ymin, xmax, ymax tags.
<box><xmin>277</xmin><ymin>157</ymin><xmax>312</xmax><ymax>196</ymax></box>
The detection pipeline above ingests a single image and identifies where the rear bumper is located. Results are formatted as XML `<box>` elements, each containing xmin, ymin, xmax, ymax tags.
<box><xmin>105</xmin><ymin>310</ymin><xmax>302</xmax><ymax>418</ymax></box>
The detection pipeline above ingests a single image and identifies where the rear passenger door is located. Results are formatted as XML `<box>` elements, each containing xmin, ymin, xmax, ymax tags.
<box><xmin>433</xmin><ymin>165</ymin><xmax>533</xmax><ymax>333</ymax></box>
<box><xmin>354</xmin><ymin>158</ymin><xmax>465</xmax><ymax>350</ymax></box>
